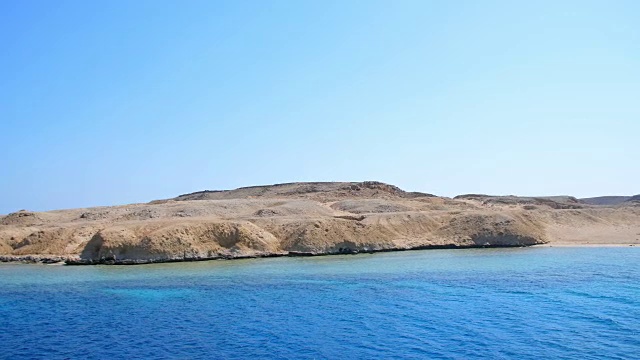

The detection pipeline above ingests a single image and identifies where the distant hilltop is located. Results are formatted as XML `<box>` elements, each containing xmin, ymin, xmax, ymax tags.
<box><xmin>156</xmin><ymin>181</ymin><xmax>639</xmax><ymax>209</ymax></box>
<box><xmin>159</xmin><ymin>181</ymin><xmax>435</xmax><ymax>202</ymax></box>
<box><xmin>156</xmin><ymin>181</ymin><xmax>638</xmax><ymax>207</ymax></box>
<box><xmin>579</xmin><ymin>195</ymin><xmax>640</xmax><ymax>206</ymax></box>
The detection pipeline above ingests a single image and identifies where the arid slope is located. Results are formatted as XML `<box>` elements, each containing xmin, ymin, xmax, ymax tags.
<box><xmin>1</xmin><ymin>182</ymin><xmax>639</xmax><ymax>264</ymax></box>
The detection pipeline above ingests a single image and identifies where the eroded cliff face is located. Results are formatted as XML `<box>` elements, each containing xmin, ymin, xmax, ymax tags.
<box><xmin>1</xmin><ymin>182</ymin><xmax>639</xmax><ymax>264</ymax></box>
<box><xmin>77</xmin><ymin>221</ymin><xmax>282</xmax><ymax>263</ymax></box>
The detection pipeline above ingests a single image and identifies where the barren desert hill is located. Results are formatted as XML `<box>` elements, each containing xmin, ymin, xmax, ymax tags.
<box><xmin>1</xmin><ymin>181</ymin><xmax>639</xmax><ymax>264</ymax></box>
<box><xmin>160</xmin><ymin>181</ymin><xmax>436</xmax><ymax>202</ymax></box>
<box><xmin>580</xmin><ymin>196</ymin><xmax>633</xmax><ymax>206</ymax></box>
<box><xmin>458</xmin><ymin>193</ymin><xmax>640</xmax><ymax>208</ymax></box>
<box><xmin>453</xmin><ymin>194</ymin><xmax>583</xmax><ymax>209</ymax></box>
<box><xmin>626</xmin><ymin>195</ymin><xmax>640</xmax><ymax>203</ymax></box>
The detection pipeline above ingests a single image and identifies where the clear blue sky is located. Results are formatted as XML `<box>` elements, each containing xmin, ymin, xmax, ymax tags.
<box><xmin>1</xmin><ymin>0</ymin><xmax>639</xmax><ymax>213</ymax></box>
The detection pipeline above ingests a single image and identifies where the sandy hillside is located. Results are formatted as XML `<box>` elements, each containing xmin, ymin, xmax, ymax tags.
<box><xmin>1</xmin><ymin>181</ymin><xmax>639</xmax><ymax>264</ymax></box>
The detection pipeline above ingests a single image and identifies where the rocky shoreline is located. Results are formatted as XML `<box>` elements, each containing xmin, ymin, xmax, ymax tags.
<box><xmin>0</xmin><ymin>255</ymin><xmax>70</xmax><ymax>264</ymax></box>
<box><xmin>1</xmin><ymin>242</ymin><xmax>534</xmax><ymax>266</ymax></box>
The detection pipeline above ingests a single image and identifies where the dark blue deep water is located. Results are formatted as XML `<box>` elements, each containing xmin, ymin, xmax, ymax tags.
<box><xmin>1</xmin><ymin>247</ymin><xmax>639</xmax><ymax>359</ymax></box>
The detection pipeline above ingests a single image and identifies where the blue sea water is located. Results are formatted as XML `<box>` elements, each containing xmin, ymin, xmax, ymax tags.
<box><xmin>1</xmin><ymin>247</ymin><xmax>639</xmax><ymax>359</ymax></box>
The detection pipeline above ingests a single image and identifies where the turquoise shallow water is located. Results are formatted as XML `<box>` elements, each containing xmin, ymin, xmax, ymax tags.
<box><xmin>1</xmin><ymin>247</ymin><xmax>639</xmax><ymax>359</ymax></box>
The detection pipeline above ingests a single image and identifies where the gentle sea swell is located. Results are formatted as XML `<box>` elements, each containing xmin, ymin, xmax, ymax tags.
<box><xmin>1</xmin><ymin>247</ymin><xmax>639</xmax><ymax>359</ymax></box>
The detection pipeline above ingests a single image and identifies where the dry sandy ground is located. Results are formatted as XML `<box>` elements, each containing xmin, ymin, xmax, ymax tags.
<box><xmin>1</xmin><ymin>181</ymin><xmax>638</xmax><ymax>264</ymax></box>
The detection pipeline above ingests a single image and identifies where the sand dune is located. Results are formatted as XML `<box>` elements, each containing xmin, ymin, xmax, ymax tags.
<box><xmin>1</xmin><ymin>181</ymin><xmax>638</xmax><ymax>264</ymax></box>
